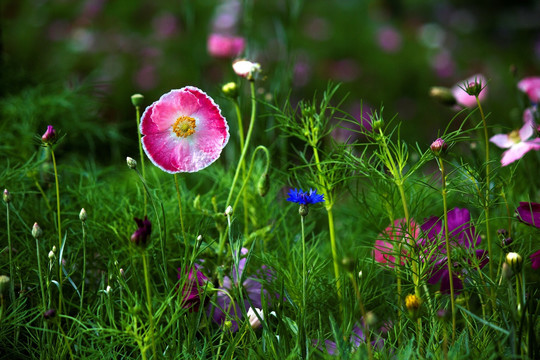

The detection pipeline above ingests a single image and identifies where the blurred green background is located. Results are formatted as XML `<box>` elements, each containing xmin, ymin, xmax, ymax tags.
<box><xmin>2</xmin><ymin>0</ymin><xmax>539</xmax><ymax>163</ymax></box>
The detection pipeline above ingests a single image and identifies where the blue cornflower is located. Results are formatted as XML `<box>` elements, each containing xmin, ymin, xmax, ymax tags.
<box><xmin>286</xmin><ymin>188</ymin><xmax>325</xmax><ymax>205</ymax></box>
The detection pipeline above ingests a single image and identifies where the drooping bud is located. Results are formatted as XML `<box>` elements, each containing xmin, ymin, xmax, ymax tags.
<box><xmin>32</xmin><ymin>222</ymin><xmax>43</xmax><ymax>239</ymax></box>
<box><xmin>257</xmin><ymin>173</ymin><xmax>270</xmax><ymax>197</ymax></box>
<box><xmin>222</xmin><ymin>82</ymin><xmax>238</xmax><ymax>98</ymax></box>
<box><xmin>48</xmin><ymin>250</ymin><xmax>55</xmax><ymax>260</ymax></box>
<box><xmin>225</xmin><ymin>205</ymin><xmax>233</xmax><ymax>216</ymax></box>
<box><xmin>79</xmin><ymin>208</ymin><xmax>87</xmax><ymax>222</ymax></box>
<box><xmin>126</xmin><ymin>157</ymin><xmax>137</xmax><ymax>169</ymax></box>
<box><xmin>430</xmin><ymin>138</ymin><xmax>448</xmax><ymax>156</ymax></box>
<box><xmin>3</xmin><ymin>189</ymin><xmax>11</xmax><ymax>203</ymax></box>
<box><xmin>247</xmin><ymin>307</ymin><xmax>264</xmax><ymax>330</ymax></box>
<box><xmin>131</xmin><ymin>94</ymin><xmax>144</xmax><ymax>107</ymax></box>
<box><xmin>506</xmin><ymin>252</ymin><xmax>523</xmax><ymax>273</ymax></box>
<box><xmin>0</xmin><ymin>275</ymin><xmax>10</xmax><ymax>294</ymax></box>
<box><xmin>41</xmin><ymin>125</ymin><xmax>57</xmax><ymax>145</ymax></box>
<box><xmin>429</xmin><ymin>86</ymin><xmax>457</xmax><ymax>106</ymax></box>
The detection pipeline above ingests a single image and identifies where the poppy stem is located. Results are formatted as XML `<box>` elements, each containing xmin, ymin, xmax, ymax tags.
<box><xmin>174</xmin><ymin>173</ymin><xmax>187</xmax><ymax>249</ymax></box>
<box><xmin>142</xmin><ymin>252</ymin><xmax>157</xmax><ymax>359</ymax></box>
<box><xmin>135</xmin><ymin>104</ymin><xmax>148</xmax><ymax>216</ymax></box>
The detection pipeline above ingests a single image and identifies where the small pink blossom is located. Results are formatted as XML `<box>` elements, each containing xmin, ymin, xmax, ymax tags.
<box><xmin>489</xmin><ymin>113</ymin><xmax>540</xmax><ymax>166</ymax></box>
<box><xmin>517</xmin><ymin>77</ymin><xmax>540</xmax><ymax>103</ymax></box>
<box><xmin>207</xmin><ymin>34</ymin><xmax>245</xmax><ymax>58</ymax></box>
<box><xmin>451</xmin><ymin>74</ymin><xmax>487</xmax><ymax>108</ymax></box>
<box><xmin>373</xmin><ymin>219</ymin><xmax>419</xmax><ymax>268</ymax></box>
<box><xmin>140</xmin><ymin>87</ymin><xmax>229</xmax><ymax>173</ymax></box>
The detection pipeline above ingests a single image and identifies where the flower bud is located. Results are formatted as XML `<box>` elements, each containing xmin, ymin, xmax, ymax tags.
<box><xmin>372</xmin><ymin>119</ymin><xmax>384</xmax><ymax>132</ymax></box>
<box><xmin>464</xmin><ymin>80</ymin><xmax>484</xmax><ymax>97</ymax></box>
<box><xmin>430</xmin><ymin>138</ymin><xmax>448</xmax><ymax>156</ymax></box>
<box><xmin>257</xmin><ymin>173</ymin><xmax>270</xmax><ymax>197</ymax></box>
<box><xmin>506</xmin><ymin>252</ymin><xmax>523</xmax><ymax>273</ymax></box>
<box><xmin>405</xmin><ymin>293</ymin><xmax>421</xmax><ymax>311</ymax></box>
<box><xmin>52</xmin><ymin>246</ymin><xmax>56</xmax><ymax>253</ymax></box>
<box><xmin>105</xmin><ymin>285</ymin><xmax>112</xmax><ymax>295</ymax></box>
<box><xmin>3</xmin><ymin>189</ymin><xmax>11</xmax><ymax>203</ymax></box>
<box><xmin>222</xmin><ymin>82</ymin><xmax>238</xmax><ymax>98</ymax></box>
<box><xmin>131</xmin><ymin>93</ymin><xmax>144</xmax><ymax>107</ymax></box>
<box><xmin>232</xmin><ymin>59</ymin><xmax>261</xmax><ymax>81</ymax></box>
<box><xmin>502</xmin><ymin>237</ymin><xmax>513</xmax><ymax>248</ymax></box>
<box><xmin>299</xmin><ymin>204</ymin><xmax>309</xmax><ymax>217</ymax></box>
<box><xmin>497</xmin><ymin>229</ymin><xmax>509</xmax><ymax>237</ymax></box>
<box><xmin>41</xmin><ymin>125</ymin><xmax>57</xmax><ymax>145</ymax></box>
<box><xmin>193</xmin><ymin>194</ymin><xmax>201</xmax><ymax>210</ymax></box>
<box><xmin>126</xmin><ymin>157</ymin><xmax>137</xmax><ymax>169</ymax></box>
<box><xmin>0</xmin><ymin>275</ymin><xmax>10</xmax><ymax>294</ymax></box>
<box><xmin>247</xmin><ymin>307</ymin><xmax>264</xmax><ymax>330</ymax></box>
<box><xmin>225</xmin><ymin>205</ymin><xmax>233</xmax><ymax>216</ymax></box>
<box><xmin>32</xmin><ymin>222</ymin><xmax>43</xmax><ymax>239</ymax></box>
<box><xmin>341</xmin><ymin>256</ymin><xmax>356</xmax><ymax>273</ymax></box>
<box><xmin>131</xmin><ymin>216</ymin><xmax>152</xmax><ymax>247</ymax></box>
<box><xmin>224</xmin><ymin>320</ymin><xmax>232</xmax><ymax>330</ymax></box>
<box><xmin>429</xmin><ymin>86</ymin><xmax>457</xmax><ymax>106</ymax></box>
<box><xmin>79</xmin><ymin>208</ymin><xmax>87</xmax><ymax>222</ymax></box>
<box><xmin>119</xmin><ymin>268</ymin><xmax>125</xmax><ymax>277</ymax></box>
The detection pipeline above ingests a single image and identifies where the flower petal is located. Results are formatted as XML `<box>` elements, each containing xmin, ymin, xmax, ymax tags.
<box><xmin>489</xmin><ymin>134</ymin><xmax>513</xmax><ymax>149</ymax></box>
<box><xmin>500</xmin><ymin>142</ymin><xmax>537</xmax><ymax>166</ymax></box>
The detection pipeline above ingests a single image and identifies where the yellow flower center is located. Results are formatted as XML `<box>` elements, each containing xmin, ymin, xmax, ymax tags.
<box><xmin>509</xmin><ymin>129</ymin><xmax>521</xmax><ymax>144</ymax></box>
<box><xmin>172</xmin><ymin>116</ymin><xmax>196</xmax><ymax>138</ymax></box>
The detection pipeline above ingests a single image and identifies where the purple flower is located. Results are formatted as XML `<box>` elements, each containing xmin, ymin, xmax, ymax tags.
<box><xmin>490</xmin><ymin>112</ymin><xmax>540</xmax><ymax>166</ymax></box>
<box><xmin>531</xmin><ymin>250</ymin><xmax>540</xmax><ymax>270</ymax></box>
<box><xmin>313</xmin><ymin>322</ymin><xmax>387</xmax><ymax>355</ymax></box>
<box><xmin>41</xmin><ymin>125</ymin><xmax>57</xmax><ymax>145</ymax></box>
<box><xmin>209</xmin><ymin>248</ymin><xmax>272</xmax><ymax>331</ymax></box>
<box><xmin>515</xmin><ymin>202</ymin><xmax>540</xmax><ymax>228</ymax></box>
<box><xmin>130</xmin><ymin>216</ymin><xmax>151</xmax><ymax>246</ymax></box>
<box><xmin>178</xmin><ymin>267</ymin><xmax>209</xmax><ymax>312</ymax></box>
<box><xmin>420</xmin><ymin>208</ymin><xmax>488</xmax><ymax>294</ymax></box>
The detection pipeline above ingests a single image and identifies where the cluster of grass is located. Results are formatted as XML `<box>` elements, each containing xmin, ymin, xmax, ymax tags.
<box><xmin>0</xmin><ymin>66</ymin><xmax>539</xmax><ymax>359</ymax></box>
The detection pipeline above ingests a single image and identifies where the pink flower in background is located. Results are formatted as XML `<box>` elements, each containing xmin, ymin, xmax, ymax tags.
<box><xmin>452</xmin><ymin>74</ymin><xmax>487</xmax><ymax>108</ymax></box>
<box><xmin>376</xmin><ymin>26</ymin><xmax>402</xmax><ymax>53</ymax></box>
<box><xmin>179</xmin><ymin>267</ymin><xmax>209</xmax><ymax>312</ymax></box>
<box><xmin>140</xmin><ymin>87</ymin><xmax>229</xmax><ymax>173</ymax></box>
<box><xmin>531</xmin><ymin>250</ymin><xmax>540</xmax><ymax>270</ymax></box>
<box><xmin>373</xmin><ymin>219</ymin><xmax>420</xmax><ymax>268</ymax></box>
<box><xmin>489</xmin><ymin>115</ymin><xmax>540</xmax><ymax>166</ymax></box>
<box><xmin>515</xmin><ymin>202</ymin><xmax>540</xmax><ymax>228</ymax></box>
<box><xmin>518</xmin><ymin>77</ymin><xmax>540</xmax><ymax>103</ymax></box>
<box><xmin>207</xmin><ymin>34</ymin><xmax>245</xmax><ymax>58</ymax></box>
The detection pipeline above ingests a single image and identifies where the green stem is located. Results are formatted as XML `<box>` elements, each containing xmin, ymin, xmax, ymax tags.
<box><xmin>142</xmin><ymin>252</ymin><xmax>157</xmax><ymax>359</ymax></box>
<box><xmin>301</xmin><ymin>214</ymin><xmax>306</xmax><ymax>334</ymax></box>
<box><xmin>233</xmin><ymin>100</ymin><xmax>250</xmax><ymax>237</ymax></box>
<box><xmin>232</xmin><ymin>146</ymin><xmax>270</xmax><ymax>212</ymax></box>
<box><xmin>36</xmin><ymin>237</ymin><xmax>46</xmax><ymax>312</ymax></box>
<box><xmin>350</xmin><ymin>273</ymin><xmax>373</xmax><ymax>360</ymax></box>
<box><xmin>174</xmin><ymin>173</ymin><xmax>187</xmax><ymax>246</ymax></box>
<box><xmin>80</xmin><ymin>220</ymin><xmax>87</xmax><ymax>314</ymax></box>
<box><xmin>439</xmin><ymin>158</ymin><xmax>456</xmax><ymax>341</ymax></box>
<box><xmin>50</xmin><ymin>147</ymin><xmax>64</xmax><ymax>314</ymax></box>
<box><xmin>135</xmin><ymin>105</ymin><xmax>148</xmax><ymax>215</ymax></box>
<box><xmin>6</xmin><ymin>202</ymin><xmax>14</xmax><ymax>302</ymax></box>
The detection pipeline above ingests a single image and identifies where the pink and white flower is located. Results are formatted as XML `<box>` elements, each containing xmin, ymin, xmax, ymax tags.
<box><xmin>490</xmin><ymin>113</ymin><xmax>540</xmax><ymax>166</ymax></box>
<box><xmin>140</xmin><ymin>87</ymin><xmax>229</xmax><ymax>173</ymax></box>
<box><xmin>451</xmin><ymin>74</ymin><xmax>487</xmax><ymax>108</ymax></box>
<box><xmin>517</xmin><ymin>76</ymin><xmax>540</xmax><ymax>103</ymax></box>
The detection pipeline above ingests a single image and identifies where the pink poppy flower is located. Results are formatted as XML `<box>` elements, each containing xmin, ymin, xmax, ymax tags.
<box><xmin>517</xmin><ymin>77</ymin><xmax>540</xmax><ymax>103</ymax></box>
<box><xmin>451</xmin><ymin>74</ymin><xmax>487</xmax><ymax>108</ymax></box>
<box><xmin>489</xmin><ymin>114</ymin><xmax>540</xmax><ymax>166</ymax></box>
<box><xmin>207</xmin><ymin>33</ymin><xmax>245</xmax><ymax>58</ymax></box>
<box><xmin>140</xmin><ymin>87</ymin><xmax>229</xmax><ymax>173</ymax></box>
<box><xmin>373</xmin><ymin>218</ymin><xmax>420</xmax><ymax>268</ymax></box>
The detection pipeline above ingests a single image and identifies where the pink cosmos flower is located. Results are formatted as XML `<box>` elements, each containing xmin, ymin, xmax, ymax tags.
<box><xmin>373</xmin><ymin>218</ymin><xmax>420</xmax><ymax>268</ymax></box>
<box><xmin>531</xmin><ymin>250</ymin><xmax>540</xmax><ymax>270</ymax></box>
<box><xmin>207</xmin><ymin>33</ymin><xmax>245</xmax><ymax>58</ymax></box>
<box><xmin>451</xmin><ymin>74</ymin><xmax>487</xmax><ymax>108</ymax></box>
<box><xmin>489</xmin><ymin>113</ymin><xmax>540</xmax><ymax>166</ymax></box>
<box><xmin>178</xmin><ymin>267</ymin><xmax>209</xmax><ymax>312</ymax></box>
<box><xmin>140</xmin><ymin>87</ymin><xmax>229</xmax><ymax>173</ymax></box>
<box><xmin>517</xmin><ymin>77</ymin><xmax>540</xmax><ymax>103</ymax></box>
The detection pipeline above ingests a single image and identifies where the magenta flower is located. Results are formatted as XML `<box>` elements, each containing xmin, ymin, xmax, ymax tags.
<box><xmin>420</xmin><ymin>208</ymin><xmax>488</xmax><ymax>294</ymax></box>
<box><xmin>178</xmin><ymin>267</ymin><xmax>209</xmax><ymax>312</ymax></box>
<box><xmin>140</xmin><ymin>87</ymin><xmax>229</xmax><ymax>173</ymax></box>
<box><xmin>209</xmin><ymin>248</ymin><xmax>272</xmax><ymax>331</ymax></box>
<box><xmin>517</xmin><ymin>76</ymin><xmax>540</xmax><ymax>103</ymax></box>
<box><xmin>531</xmin><ymin>250</ymin><xmax>540</xmax><ymax>270</ymax></box>
<box><xmin>451</xmin><ymin>74</ymin><xmax>487</xmax><ymax>108</ymax></box>
<box><xmin>373</xmin><ymin>218</ymin><xmax>420</xmax><ymax>269</ymax></box>
<box><xmin>313</xmin><ymin>321</ymin><xmax>387</xmax><ymax>355</ymax></box>
<box><xmin>41</xmin><ymin>125</ymin><xmax>57</xmax><ymax>145</ymax></box>
<box><xmin>515</xmin><ymin>202</ymin><xmax>540</xmax><ymax>228</ymax></box>
<box><xmin>489</xmin><ymin>115</ymin><xmax>540</xmax><ymax>166</ymax></box>
<box><xmin>207</xmin><ymin>33</ymin><xmax>245</xmax><ymax>58</ymax></box>
<box><xmin>130</xmin><ymin>216</ymin><xmax>151</xmax><ymax>246</ymax></box>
